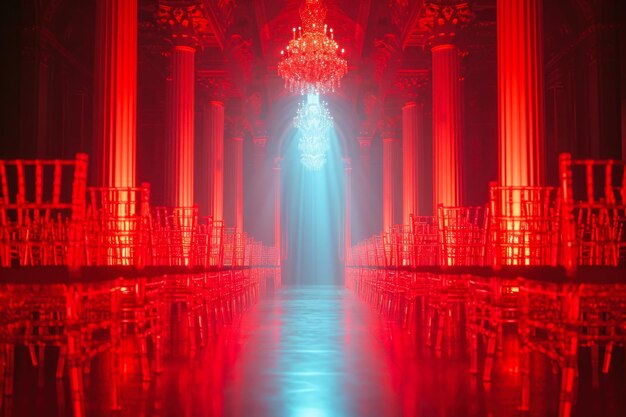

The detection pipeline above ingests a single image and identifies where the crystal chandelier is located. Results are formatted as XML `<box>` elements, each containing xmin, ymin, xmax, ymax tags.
<box><xmin>278</xmin><ymin>0</ymin><xmax>348</xmax><ymax>95</ymax></box>
<box><xmin>294</xmin><ymin>94</ymin><xmax>333</xmax><ymax>170</ymax></box>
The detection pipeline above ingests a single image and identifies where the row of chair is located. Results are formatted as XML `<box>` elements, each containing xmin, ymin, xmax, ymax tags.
<box><xmin>347</xmin><ymin>154</ymin><xmax>626</xmax><ymax>417</ymax></box>
<box><xmin>0</xmin><ymin>154</ymin><xmax>279</xmax><ymax>269</ymax></box>
<box><xmin>347</xmin><ymin>266</ymin><xmax>626</xmax><ymax>417</ymax></box>
<box><xmin>0</xmin><ymin>154</ymin><xmax>281</xmax><ymax>416</ymax></box>
<box><xmin>0</xmin><ymin>265</ymin><xmax>280</xmax><ymax>417</ymax></box>
<box><xmin>352</xmin><ymin>155</ymin><xmax>625</xmax><ymax>269</ymax></box>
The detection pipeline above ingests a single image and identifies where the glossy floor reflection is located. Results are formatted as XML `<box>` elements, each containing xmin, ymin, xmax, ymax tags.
<box><xmin>5</xmin><ymin>286</ymin><xmax>626</xmax><ymax>417</ymax></box>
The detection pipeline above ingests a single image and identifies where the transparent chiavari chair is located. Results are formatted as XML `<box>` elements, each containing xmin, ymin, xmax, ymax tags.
<box><xmin>194</xmin><ymin>216</ymin><xmax>213</xmax><ymax>267</ymax></box>
<box><xmin>489</xmin><ymin>185</ymin><xmax>560</xmax><ymax>266</ymax></box>
<box><xmin>0</xmin><ymin>280</ymin><xmax>123</xmax><ymax>417</ymax></box>
<box><xmin>85</xmin><ymin>185</ymin><xmax>151</xmax><ymax>267</ymax></box>
<box><xmin>438</xmin><ymin>205</ymin><xmax>489</xmax><ymax>267</ymax></box>
<box><xmin>518</xmin><ymin>277</ymin><xmax>626</xmax><ymax>417</ymax></box>
<box><xmin>559</xmin><ymin>153</ymin><xmax>626</xmax><ymax>267</ymax></box>
<box><xmin>411</xmin><ymin>215</ymin><xmax>439</xmax><ymax>266</ymax></box>
<box><xmin>0</xmin><ymin>154</ymin><xmax>88</xmax><ymax>268</ymax></box>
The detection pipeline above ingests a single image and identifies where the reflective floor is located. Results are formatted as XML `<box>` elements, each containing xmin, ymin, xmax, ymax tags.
<box><xmin>5</xmin><ymin>286</ymin><xmax>626</xmax><ymax>417</ymax></box>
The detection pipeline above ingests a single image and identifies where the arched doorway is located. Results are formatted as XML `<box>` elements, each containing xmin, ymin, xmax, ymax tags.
<box><xmin>272</xmin><ymin>96</ymin><xmax>351</xmax><ymax>286</ymax></box>
<box><xmin>281</xmin><ymin>127</ymin><xmax>345</xmax><ymax>285</ymax></box>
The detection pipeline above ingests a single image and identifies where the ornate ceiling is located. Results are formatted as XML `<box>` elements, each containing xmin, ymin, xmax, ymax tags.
<box><xmin>10</xmin><ymin>0</ymin><xmax>620</xmax><ymax>140</ymax></box>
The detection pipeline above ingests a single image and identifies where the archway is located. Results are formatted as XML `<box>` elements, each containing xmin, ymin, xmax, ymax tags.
<box><xmin>273</xmin><ymin>95</ymin><xmax>351</xmax><ymax>286</ymax></box>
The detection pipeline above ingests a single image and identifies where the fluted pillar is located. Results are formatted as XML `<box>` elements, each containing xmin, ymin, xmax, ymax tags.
<box><xmin>166</xmin><ymin>46</ymin><xmax>195</xmax><ymax>206</ymax></box>
<box><xmin>402</xmin><ymin>101</ymin><xmax>423</xmax><ymax>223</ymax></box>
<box><xmin>498</xmin><ymin>0</ymin><xmax>545</xmax><ymax>186</ymax></box>
<box><xmin>158</xmin><ymin>3</ymin><xmax>208</xmax><ymax>206</ymax></box>
<box><xmin>425</xmin><ymin>2</ymin><xmax>472</xmax><ymax>209</ymax></box>
<box><xmin>202</xmin><ymin>100</ymin><xmax>224</xmax><ymax>220</ymax></box>
<box><xmin>232</xmin><ymin>134</ymin><xmax>244</xmax><ymax>231</ymax></box>
<box><xmin>344</xmin><ymin>158</ymin><xmax>352</xmax><ymax>264</ymax></box>
<box><xmin>93</xmin><ymin>0</ymin><xmax>137</xmax><ymax>187</ymax></box>
<box><xmin>432</xmin><ymin>45</ymin><xmax>462</xmax><ymax>208</ymax></box>
<box><xmin>274</xmin><ymin>157</ymin><xmax>283</xmax><ymax>265</ymax></box>
<box><xmin>358</xmin><ymin>136</ymin><xmax>372</xmax><ymax>180</ymax></box>
<box><xmin>382</xmin><ymin>134</ymin><xmax>399</xmax><ymax>232</ymax></box>
<box><xmin>253</xmin><ymin>135</ymin><xmax>268</xmax><ymax>179</ymax></box>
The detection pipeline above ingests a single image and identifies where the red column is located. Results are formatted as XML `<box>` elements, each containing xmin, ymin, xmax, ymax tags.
<box><xmin>402</xmin><ymin>101</ymin><xmax>423</xmax><ymax>223</ymax></box>
<box><xmin>357</xmin><ymin>134</ymin><xmax>373</xmax><ymax>238</ymax></box>
<box><xmin>498</xmin><ymin>0</ymin><xmax>545</xmax><ymax>186</ymax></box>
<box><xmin>205</xmin><ymin>100</ymin><xmax>224</xmax><ymax>220</ymax></box>
<box><xmin>274</xmin><ymin>157</ymin><xmax>282</xmax><ymax>265</ymax></box>
<box><xmin>252</xmin><ymin>134</ymin><xmax>268</xmax><ymax>238</ymax></box>
<box><xmin>358</xmin><ymin>135</ymin><xmax>372</xmax><ymax>180</ymax></box>
<box><xmin>432</xmin><ymin>44</ymin><xmax>462</xmax><ymax>208</ymax></box>
<box><xmin>93</xmin><ymin>0</ymin><xmax>137</xmax><ymax>187</ymax></box>
<box><xmin>382</xmin><ymin>134</ymin><xmax>398</xmax><ymax>232</ymax></box>
<box><xmin>167</xmin><ymin>46</ymin><xmax>195</xmax><ymax>206</ymax></box>
<box><xmin>158</xmin><ymin>3</ymin><xmax>207</xmax><ymax>207</ymax></box>
<box><xmin>253</xmin><ymin>135</ymin><xmax>268</xmax><ymax>179</ymax></box>
<box><xmin>232</xmin><ymin>134</ymin><xmax>244</xmax><ymax>231</ymax></box>
<box><xmin>425</xmin><ymin>2</ymin><xmax>472</xmax><ymax>209</ymax></box>
<box><xmin>344</xmin><ymin>158</ymin><xmax>352</xmax><ymax>264</ymax></box>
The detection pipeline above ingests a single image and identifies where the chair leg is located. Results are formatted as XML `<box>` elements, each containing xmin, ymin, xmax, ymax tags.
<box><xmin>469</xmin><ymin>329</ymin><xmax>478</xmax><ymax>375</ymax></box>
<box><xmin>187</xmin><ymin>302</ymin><xmax>197</xmax><ymax>357</ymax></box>
<box><xmin>67</xmin><ymin>349</ymin><xmax>85</xmax><ymax>417</ymax></box>
<box><xmin>435</xmin><ymin>311</ymin><xmax>446</xmax><ymax>352</ymax></box>
<box><xmin>56</xmin><ymin>345</ymin><xmax>67</xmax><ymax>379</ymax></box>
<box><xmin>483</xmin><ymin>331</ymin><xmax>497</xmax><ymax>382</ymax></box>
<box><xmin>559</xmin><ymin>364</ymin><xmax>577</xmax><ymax>417</ymax></box>
<box><xmin>520</xmin><ymin>348</ymin><xmax>530</xmax><ymax>411</ymax></box>
<box><xmin>602</xmin><ymin>341</ymin><xmax>613</xmax><ymax>374</ymax></box>
<box><xmin>139</xmin><ymin>334</ymin><xmax>150</xmax><ymax>382</ymax></box>
<box><xmin>4</xmin><ymin>345</ymin><xmax>14</xmax><ymax>396</ymax></box>
<box><xmin>591</xmin><ymin>344</ymin><xmax>599</xmax><ymax>388</ymax></box>
<box><xmin>28</xmin><ymin>344</ymin><xmax>38</xmax><ymax>367</ymax></box>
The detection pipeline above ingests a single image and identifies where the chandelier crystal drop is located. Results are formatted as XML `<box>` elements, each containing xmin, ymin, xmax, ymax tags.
<box><xmin>278</xmin><ymin>0</ymin><xmax>348</xmax><ymax>95</ymax></box>
<box><xmin>294</xmin><ymin>94</ymin><xmax>333</xmax><ymax>170</ymax></box>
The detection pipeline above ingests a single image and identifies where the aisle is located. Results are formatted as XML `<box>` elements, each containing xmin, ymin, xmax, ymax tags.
<box><xmin>214</xmin><ymin>286</ymin><xmax>502</xmax><ymax>417</ymax></box>
<box><xmin>13</xmin><ymin>285</ymin><xmax>625</xmax><ymax>417</ymax></box>
<box><xmin>223</xmin><ymin>286</ymin><xmax>400</xmax><ymax>417</ymax></box>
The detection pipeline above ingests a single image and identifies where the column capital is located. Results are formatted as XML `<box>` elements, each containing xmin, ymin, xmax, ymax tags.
<box><xmin>205</xmin><ymin>99</ymin><xmax>224</xmax><ymax>108</ymax></box>
<box><xmin>382</xmin><ymin>136</ymin><xmax>400</xmax><ymax>144</ymax></box>
<box><xmin>421</xmin><ymin>1</ymin><xmax>474</xmax><ymax>48</ymax></box>
<box><xmin>197</xmin><ymin>71</ymin><xmax>235</xmax><ymax>102</ymax></box>
<box><xmin>156</xmin><ymin>2</ymin><xmax>211</xmax><ymax>49</ymax></box>
<box><xmin>358</xmin><ymin>136</ymin><xmax>373</xmax><ymax>148</ymax></box>
<box><xmin>226</xmin><ymin>115</ymin><xmax>248</xmax><ymax>141</ymax></box>
<box><xmin>251</xmin><ymin>119</ymin><xmax>269</xmax><ymax>143</ymax></box>
<box><xmin>253</xmin><ymin>135</ymin><xmax>268</xmax><ymax>147</ymax></box>
<box><xmin>380</xmin><ymin>115</ymin><xmax>401</xmax><ymax>141</ymax></box>
<box><xmin>395</xmin><ymin>69</ymin><xmax>429</xmax><ymax>103</ymax></box>
<box><xmin>403</xmin><ymin>101</ymin><xmax>423</xmax><ymax>110</ymax></box>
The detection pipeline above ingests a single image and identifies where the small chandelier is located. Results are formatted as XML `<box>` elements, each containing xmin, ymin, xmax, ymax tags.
<box><xmin>294</xmin><ymin>94</ymin><xmax>333</xmax><ymax>170</ymax></box>
<box><xmin>278</xmin><ymin>0</ymin><xmax>348</xmax><ymax>95</ymax></box>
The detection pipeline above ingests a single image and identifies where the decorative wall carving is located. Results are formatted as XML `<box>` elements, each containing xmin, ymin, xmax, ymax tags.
<box><xmin>420</xmin><ymin>1</ymin><xmax>474</xmax><ymax>46</ymax></box>
<box><xmin>227</xmin><ymin>34</ymin><xmax>254</xmax><ymax>81</ymax></box>
<box><xmin>394</xmin><ymin>69</ymin><xmax>429</xmax><ymax>101</ymax></box>
<box><xmin>196</xmin><ymin>71</ymin><xmax>239</xmax><ymax>100</ymax></box>
<box><xmin>225</xmin><ymin>115</ymin><xmax>250</xmax><ymax>139</ymax></box>
<box><xmin>156</xmin><ymin>2</ymin><xmax>212</xmax><ymax>48</ymax></box>
<box><xmin>372</xmin><ymin>34</ymin><xmax>399</xmax><ymax>81</ymax></box>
